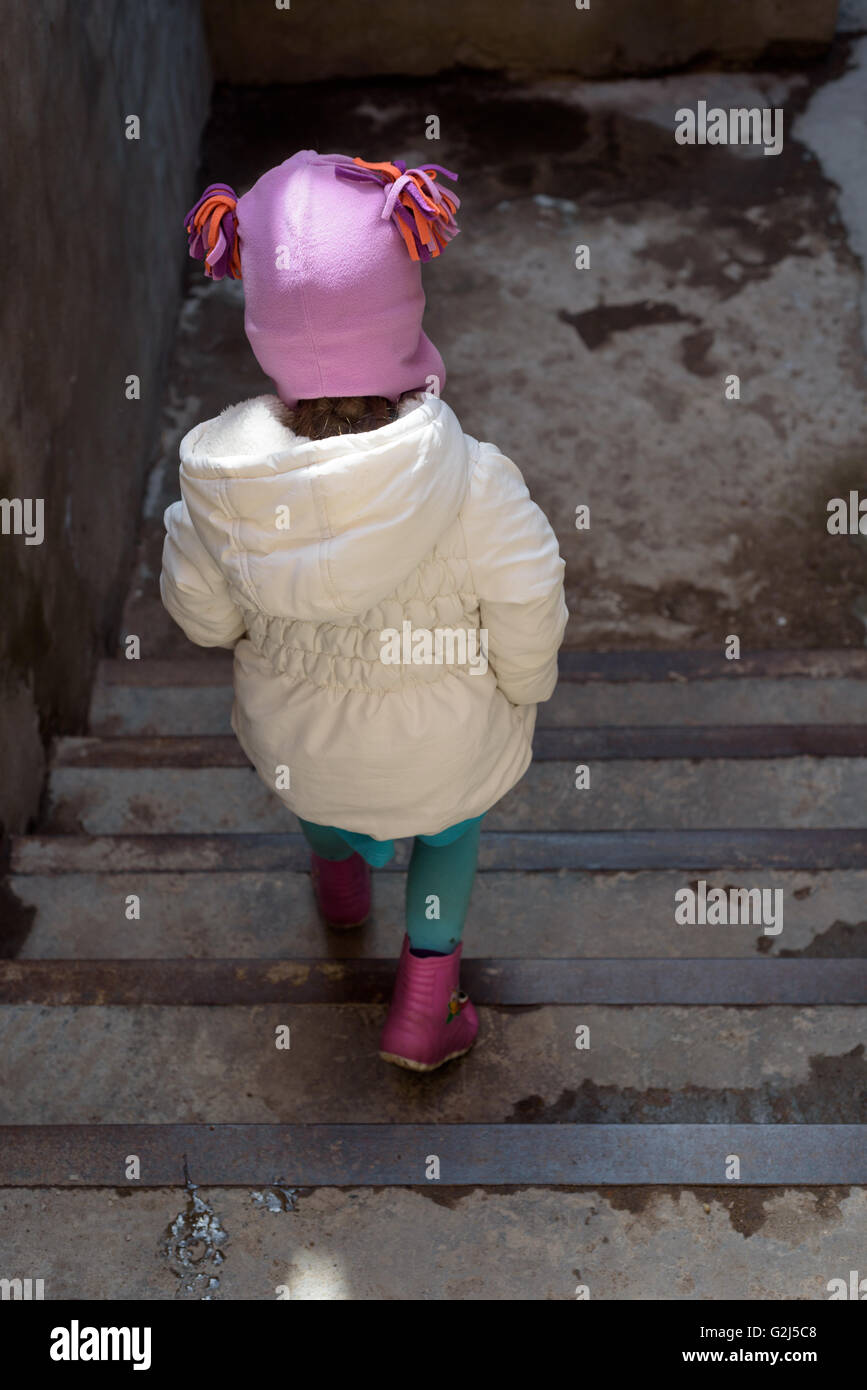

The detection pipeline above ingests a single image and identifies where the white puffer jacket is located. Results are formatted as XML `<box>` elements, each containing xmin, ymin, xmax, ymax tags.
<box><xmin>160</xmin><ymin>391</ymin><xmax>568</xmax><ymax>838</ymax></box>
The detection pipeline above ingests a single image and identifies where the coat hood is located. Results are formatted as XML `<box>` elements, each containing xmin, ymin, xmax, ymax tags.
<box><xmin>177</xmin><ymin>392</ymin><xmax>471</xmax><ymax>622</ymax></box>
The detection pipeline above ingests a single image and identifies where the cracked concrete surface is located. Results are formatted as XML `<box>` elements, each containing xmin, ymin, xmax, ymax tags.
<box><xmin>0</xmin><ymin>1005</ymin><xmax>862</xmax><ymax>1124</ymax></box>
<box><xmin>0</xmin><ymin>1185</ymin><xmax>863</xmax><ymax>1300</ymax></box>
<box><xmin>10</xmin><ymin>869</ymin><xmax>867</xmax><ymax>960</ymax></box>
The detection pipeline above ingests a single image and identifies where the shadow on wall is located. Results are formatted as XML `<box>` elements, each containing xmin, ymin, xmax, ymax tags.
<box><xmin>201</xmin><ymin>0</ymin><xmax>838</xmax><ymax>83</ymax></box>
<box><xmin>0</xmin><ymin>0</ymin><xmax>211</xmax><ymax>838</ymax></box>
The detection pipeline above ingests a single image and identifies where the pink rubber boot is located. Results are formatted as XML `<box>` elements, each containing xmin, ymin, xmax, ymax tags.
<box><xmin>310</xmin><ymin>851</ymin><xmax>371</xmax><ymax>928</ymax></box>
<box><xmin>379</xmin><ymin>935</ymin><xmax>479</xmax><ymax>1071</ymax></box>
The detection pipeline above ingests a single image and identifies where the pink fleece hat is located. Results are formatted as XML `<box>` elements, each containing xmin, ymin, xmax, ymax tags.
<box><xmin>184</xmin><ymin>150</ymin><xmax>459</xmax><ymax>407</ymax></box>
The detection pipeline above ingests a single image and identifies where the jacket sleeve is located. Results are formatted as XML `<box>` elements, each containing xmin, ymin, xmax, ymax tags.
<box><xmin>160</xmin><ymin>497</ymin><xmax>247</xmax><ymax>649</ymax></box>
<box><xmin>462</xmin><ymin>443</ymin><xmax>568</xmax><ymax>704</ymax></box>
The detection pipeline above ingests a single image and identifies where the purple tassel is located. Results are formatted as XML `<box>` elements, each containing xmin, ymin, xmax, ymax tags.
<box><xmin>185</xmin><ymin>183</ymin><xmax>241</xmax><ymax>281</ymax></box>
<box><xmin>335</xmin><ymin>157</ymin><xmax>460</xmax><ymax>261</ymax></box>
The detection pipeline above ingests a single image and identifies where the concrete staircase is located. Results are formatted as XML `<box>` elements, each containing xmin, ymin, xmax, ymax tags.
<box><xmin>1</xmin><ymin>648</ymin><xmax>866</xmax><ymax>1298</ymax></box>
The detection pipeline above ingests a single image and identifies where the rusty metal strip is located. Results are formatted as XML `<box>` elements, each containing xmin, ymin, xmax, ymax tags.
<box><xmin>11</xmin><ymin>829</ymin><xmax>867</xmax><ymax>875</ymax></box>
<box><xmin>535</xmin><ymin>727</ymin><xmax>867</xmax><ymax>758</ymax></box>
<box><xmin>0</xmin><ymin>958</ymin><xmax>864</xmax><ymax>1006</ymax></box>
<box><xmin>97</xmin><ymin>651</ymin><xmax>867</xmax><ymax>687</ymax></box>
<box><xmin>55</xmin><ymin>727</ymin><xmax>867</xmax><ymax>767</ymax></box>
<box><xmin>53</xmin><ymin>736</ymin><xmax>250</xmax><ymax>768</ymax></box>
<box><xmin>98</xmin><ymin>656</ymin><xmax>233</xmax><ymax>686</ymax></box>
<box><xmin>0</xmin><ymin>1123</ymin><xmax>863</xmax><ymax>1186</ymax></box>
<box><xmin>558</xmin><ymin>651</ymin><xmax>867</xmax><ymax>682</ymax></box>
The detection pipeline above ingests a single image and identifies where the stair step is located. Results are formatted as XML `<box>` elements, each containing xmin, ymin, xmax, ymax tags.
<box><xmin>1</xmin><ymin>1183</ymin><xmax>862</xmax><ymax>1298</ymax></box>
<box><xmin>89</xmin><ymin>656</ymin><xmax>867</xmax><ymax>736</ymax></box>
<box><xmin>1</xmin><ymin>958</ymin><xmax>863</xmax><ymax>1005</ymax></box>
<box><xmin>557</xmin><ymin>651</ymin><xmax>867</xmax><ymax>681</ymax></box>
<box><xmin>56</xmin><ymin>726</ymin><xmax>867</xmax><ymax>765</ymax></box>
<box><xmin>0</xmin><ymin>1003</ymin><xmax>859</xmax><ymax>1123</ymax></box>
<box><xmin>91</xmin><ymin>679</ymin><xmax>867</xmax><ymax>737</ymax></box>
<box><xmin>1</xmin><ymin>1122</ymin><xmax>863</xmax><ymax>1185</ymax></box>
<box><xmin>91</xmin><ymin>681</ymin><xmax>234</xmax><ymax>737</ymax></box>
<box><xmin>41</xmin><ymin>759</ymin><xmax>867</xmax><ymax>834</ymax></box>
<box><xmin>11</xmin><ymin>868</ymin><xmax>867</xmax><ymax>959</ymax></box>
<box><xmin>13</xmin><ymin>829</ymin><xmax>867</xmax><ymax>874</ymax></box>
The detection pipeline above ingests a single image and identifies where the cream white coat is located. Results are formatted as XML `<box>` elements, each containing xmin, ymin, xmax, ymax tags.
<box><xmin>160</xmin><ymin>392</ymin><xmax>568</xmax><ymax>838</ymax></box>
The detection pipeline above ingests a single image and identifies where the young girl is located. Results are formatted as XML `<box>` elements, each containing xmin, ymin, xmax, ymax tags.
<box><xmin>160</xmin><ymin>149</ymin><xmax>567</xmax><ymax>1072</ymax></box>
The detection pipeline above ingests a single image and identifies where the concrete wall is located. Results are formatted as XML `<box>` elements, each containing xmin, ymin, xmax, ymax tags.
<box><xmin>202</xmin><ymin>0</ymin><xmax>839</xmax><ymax>84</ymax></box>
<box><xmin>0</xmin><ymin>1</ymin><xmax>211</xmax><ymax>838</ymax></box>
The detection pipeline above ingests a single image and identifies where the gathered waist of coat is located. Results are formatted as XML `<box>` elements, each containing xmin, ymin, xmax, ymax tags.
<box><xmin>238</xmin><ymin>609</ymin><xmax>490</xmax><ymax>692</ymax></box>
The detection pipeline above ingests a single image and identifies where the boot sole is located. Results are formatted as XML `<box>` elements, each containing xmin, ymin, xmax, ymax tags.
<box><xmin>323</xmin><ymin>913</ymin><xmax>370</xmax><ymax>930</ymax></box>
<box><xmin>378</xmin><ymin>1042</ymin><xmax>475</xmax><ymax>1072</ymax></box>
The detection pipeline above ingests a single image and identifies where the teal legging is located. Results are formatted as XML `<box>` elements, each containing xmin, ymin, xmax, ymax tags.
<box><xmin>297</xmin><ymin>816</ymin><xmax>482</xmax><ymax>953</ymax></box>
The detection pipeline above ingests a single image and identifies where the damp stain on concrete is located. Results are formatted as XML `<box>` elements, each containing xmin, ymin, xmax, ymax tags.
<box><xmin>505</xmin><ymin>1044</ymin><xmax>866</xmax><ymax>1124</ymax></box>
<box><xmin>599</xmin><ymin>1183</ymin><xmax>851</xmax><ymax>1238</ymax></box>
<box><xmin>679</xmin><ymin>327</ymin><xmax>717</xmax><ymax>377</ymax></box>
<box><xmin>771</xmin><ymin>919</ymin><xmax>867</xmax><ymax>957</ymax></box>
<box><xmin>558</xmin><ymin>300</ymin><xmax>699</xmax><ymax>350</ymax></box>
<box><xmin>345</xmin><ymin>1181</ymin><xmax>853</xmax><ymax>1243</ymax></box>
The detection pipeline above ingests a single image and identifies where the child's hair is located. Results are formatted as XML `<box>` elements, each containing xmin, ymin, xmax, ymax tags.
<box><xmin>283</xmin><ymin>395</ymin><xmax>400</xmax><ymax>440</ymax></box>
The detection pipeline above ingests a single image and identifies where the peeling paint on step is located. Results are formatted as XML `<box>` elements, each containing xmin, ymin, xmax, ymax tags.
<box><xmin>162</xmin><ymin>1160</ymin><xmax>228</xmax><ymax>1300</ymax></box>
<box><xmin>251</xmin><ymin>1182</ymin><xmax>298</xmax><ymax>1213</ymax></box>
